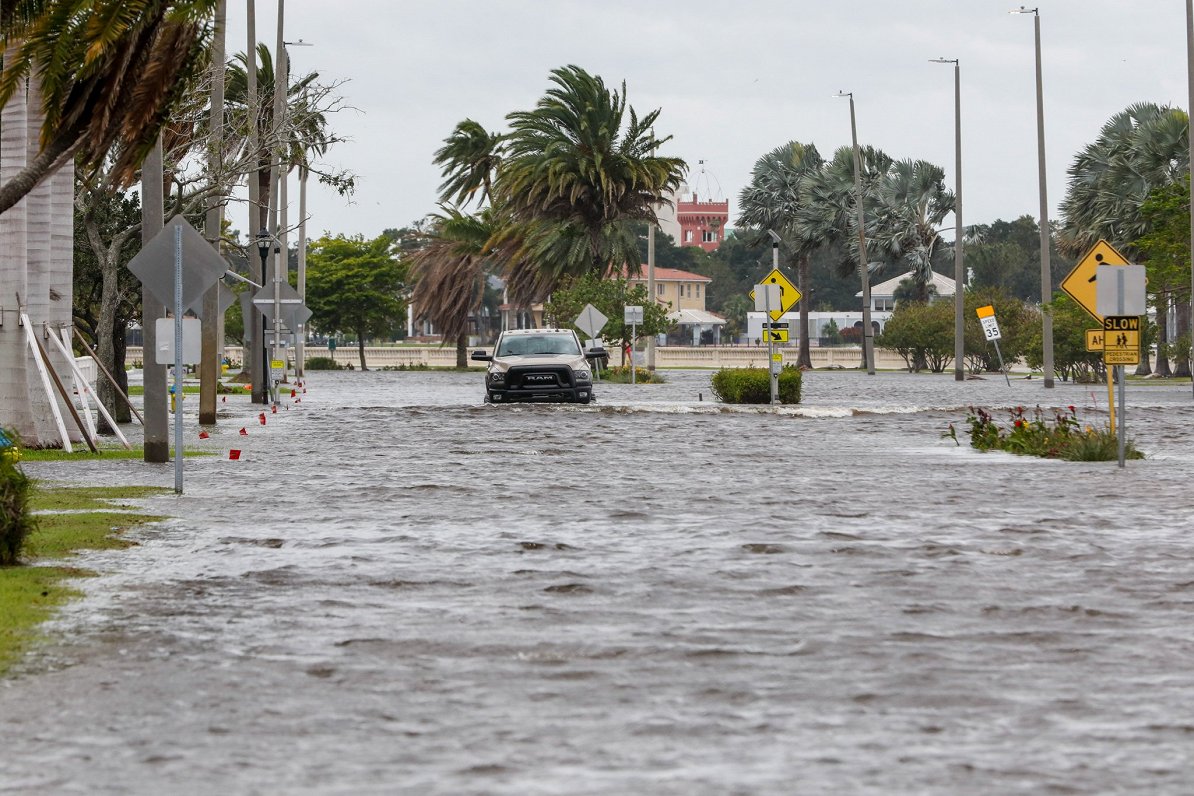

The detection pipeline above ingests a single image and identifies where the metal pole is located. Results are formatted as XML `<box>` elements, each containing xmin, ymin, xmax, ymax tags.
<box><xmin>270</xmin><ymin>0</ymin><xmax>286</xmax><ymax>405</ymax></box>
<box><xmin>845</xmin><ymin>93</ymin><xmax>875</xmax><ymax>375</ymax></box>
<box><xmin>1187</xmin><ymin>0</ymin><xmax>1194</xmax><ymax>400</ymax></box>
<box><xmin>297</xmin><ymin>164</ymin><xmax>308</xmax><ymax>378</ymax></box>
<box><xmin>1032</xmin><ymin>10</ymin><xmax>1055</xmax><ymax>388</ymax></box>
<box><xmin>769</xmin><ymin>241</ymin><xmax>779</xmax><ymax>404</ymax></box>
<box><xmin>173</xmin><ymin>225</ymin><xmax>184</xmax><ymax>493</ymax></box>
<box><xmin>246</xmin><ymin>0</ymin><xmax>266</xmax><ymax>404</ymax></box>
<box><xmin>646</xmin><ymin>223</ymin><xmax>656</xmax><ymax>371</ymax></box>
<box><xmin>1116</xmin><ymin>273</ymin><xmax>1127</xmax><ymax>468</ymax></box>
<box><xmin>630</xmin><ymin>322</ymin><xmax>636</xmax><ymax>385</ymax></box>
<box><xmin>950</xmin><ymin>60</ymin><xmax>965</xmax><ymax>381</ymax></box>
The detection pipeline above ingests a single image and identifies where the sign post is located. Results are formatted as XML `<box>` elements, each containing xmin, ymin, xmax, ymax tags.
<box><xmin>624</xmin><ymin>305</ymin><xmax>643</xmax><ymax>385</ymax></box>
<box><xmin>574</xmin><ymin>303</ymin><xmax>609</xmax><ymax>381</ymax></box>
<box><xmin>749</xmin><ymin>268</ymin><xmax>800</xmax><ymax>406</ymax></box>
<box><xmin>975</xmin><ymin>305</ymin><xmax>1011</xmax><ymax>387</ymax></box>
<box><xmin>1092</xmin><ymin>254</ymin><xmax>1146</xmax><ymax>469</ymax></box>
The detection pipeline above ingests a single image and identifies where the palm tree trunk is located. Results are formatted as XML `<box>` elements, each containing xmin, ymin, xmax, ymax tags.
<box><xmin>1174</xmin><ymin>299</ymin><xmax>1191</xmax><ymax>378</ymax></box>
<box><xmin>1154</xmin><ymin>293</ymin><xmax>1172</xmax><ymax>377</ymax></box>
<box><xmin>49</xmin><ymin>158</ymin><xmax>75</xmax><ymax>411</ymax></box>
<box><xmin>24</xmin><ymin>74</ymin><xmax>69</xmax><ymax>443</ymax></box>
<box><xmin>0</xmin><ymin>53</ymin><xmax>37</xmax><ymax>441</ymax></box>
<box><xmin>796</xmin><ymin>254</ymin><xmax>812</xmax><ymax>369</ymax></box>
<box><xmin>456</xmin><ymin>332</ymin><xmax>467</xmax><ymax>368</ymax></box>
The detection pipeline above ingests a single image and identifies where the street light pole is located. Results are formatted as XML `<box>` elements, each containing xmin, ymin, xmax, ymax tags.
<box><xmin>838</xmin><ymin>91</ymin><xmax>874</xmax><ymax>375</ymax></box>
<box><xmin>1187</xmin><ymin>0</ymin><xmax>1194</xmax><ymax>399</ymax></box>
<box><xmin>256</xmin><ymin>228</ymin><xmax>273</xmax><ymax>404</ymax></box>
<box><xmin>246</xmin><ymin>0</ymin><xmax>266</xmax><ymax>404</ymax></box>
<box><xmin>931</xmin><ymin>57</ymin><xmax>965</xmax><ymax>382</ymax></box>
<box><xmin>1013</xmin><ymin>6</ymin><xmax>1054</xmax><ymax>388</ymax></box>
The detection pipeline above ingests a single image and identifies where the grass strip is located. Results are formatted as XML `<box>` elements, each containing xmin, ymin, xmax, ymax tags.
<box><xmin>0</xmin><ymin>484</ymin><xmax>168</xmax><ymax>676</ymax></box>
<box><xmin>20</xmin><ymin>447</ymin><xmax>210</xmax><ymax>462</ymax></box>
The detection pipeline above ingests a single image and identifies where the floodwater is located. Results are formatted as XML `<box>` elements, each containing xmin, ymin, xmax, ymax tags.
<box><xmin>3</xmin><ymin>369</ymin><xmax>1194</xmax><ymax>795</ymax></box>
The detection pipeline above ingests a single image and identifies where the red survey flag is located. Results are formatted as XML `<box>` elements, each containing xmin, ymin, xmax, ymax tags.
<box><xmin>198</xmin><ymin>431</ymin><xmax>209</xmax><ymax>439</ymax></box>
<box><xmin>228</xmin><ymin>449</ymin><xmax>242</xmax><ymax>460</ymax></box>
<box><xmin>239</xmin><ymin>427</ymin><xmax>248</xmax><ymax>436</ymax></box>
<box><xmin>258</xmin><ymin>412</ymin><xmax>266</xmax><ymax>425</ymax></box>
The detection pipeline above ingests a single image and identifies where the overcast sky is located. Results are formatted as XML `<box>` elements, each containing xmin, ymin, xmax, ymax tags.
<box><xmin>222</xmin><ymin>1</ymin><xmax>1190</xmax><ymax>242</ymax></box>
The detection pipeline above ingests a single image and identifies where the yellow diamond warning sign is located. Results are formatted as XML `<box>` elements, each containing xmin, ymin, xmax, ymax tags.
<box><xmin>749</xmin><ymin>268</ymin><xmax>801</xmax><ymax>322</ymax></box>
<box><xmin>1061</xmin><ymin>239</ymin><xmax>1130</xmax><ymax>322</ymax></box>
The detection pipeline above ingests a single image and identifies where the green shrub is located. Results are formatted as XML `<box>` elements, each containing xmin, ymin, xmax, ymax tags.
<box><xmin>711</xmin><ymin>366</ymin><xmax>802</xmax><ymax>404</ymax></box>
<box><xmin>0</xmin><ymin>430</ymin><xmax>35</xmax><ymax>565</ymax></box>
<box><xmin>305</xmin><ymin>356</ymin><xmax>340</xmax><ymax>370</ymax></box>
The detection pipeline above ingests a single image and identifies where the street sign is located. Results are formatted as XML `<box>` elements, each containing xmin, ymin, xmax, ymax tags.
<box><xmin>976</xmin><ymin>305</ymin><xmax>1001</xmax><ymax>341</ymax></box>
<box><xmin>1085</xmin><ymin>329</ymin><xmax>1105</xmax><ymax>352</ymax></box>
<box><xmin>1096</xmin><ymin>263</ymin><xmax>1147</xmax><ymax>317</ymax></box>
<box><xmin>753</xmin><ymin>283</ymin><xmax>782</xmax><ymax>313</ymax></box>
<box><xmin>252</xmin><ymin>281</ymin><xmax>306</xmax><ymax>321</ymax></box>
<box><xmin>269</xmin><ymin>359</ymin><xmax>286</xmax><ymax>381</ymax></box>
<box><xmin>187</xmin><ymin>280</ymin><xmax>238</xmax><ymax>319</ymax></box>
<box><xmin>574</xmin><ymin>303</ymin><xmax>608</xmax><ymax>339</ymax></box>
<box><xmin>1061</xmin><ymin>239</ymin><xmax>1130</xmax><ymax>321</ymax></box>
<box><xmin>749</xmin><ymin>268</ymin><xmax>801</xmax><ymax>321</ymax></box>
<box><xmin>624</xmin><ymin>305</ymin><xmax>644</xmax><ymax>324</ymax></box>
<box><xmin>762</xmin><ymin>328</ymin><xmax>789</xmax><ymax>343</ymax></box>
<box><xmin>1103</xmin><ymin>316</ymin><xmax>1141</xmax><ymax>365</ymax></box>
<box><xmin>128</xmin><ymin>215</ymin><xmax>228</xmax><ymax>310</ymax></box>
<box><xmin>154</xmin><ymin>318</ymin><xmax>201</xmax><ymax>364</ymax></box>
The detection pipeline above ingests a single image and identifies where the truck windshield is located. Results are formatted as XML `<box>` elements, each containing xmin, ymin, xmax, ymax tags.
<box><xmin>497</xmin><ymin>334</ymin><xmax>581</xmax><ymax>357</ymax></box>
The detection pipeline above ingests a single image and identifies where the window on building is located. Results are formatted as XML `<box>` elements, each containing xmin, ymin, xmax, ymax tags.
<box><xmin>696</xmin><ymin>284</ymin><xmax>701</xmax><ymax>299</ymax></box>
<box><xmin>685</xmin><ymin>230</ymin><xmax>693</xmax><ymax>242</ymax></box>
<box><xmin>874</xmin><ymin>297</ymin><xmax>894</xmax><ymax>312</ymax></box>
<box><xmin>657</xmin><ymin>283</ymin><xmax>664</xmax><ymax>296</ymax></box>
<box><xmin>686</xmin><ymin>284</ymin><xmax>692</xmax><ymax>298</ymax></box>
<box><xmin>702</xmin><ymin>230</ymin><xmax>716</xmax><ymax>243</ymax></box>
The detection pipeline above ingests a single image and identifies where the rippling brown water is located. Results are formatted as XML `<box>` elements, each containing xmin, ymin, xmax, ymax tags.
<box><xmin>3</xmin><ymin>370</ymin><xmax>1194</xmax><ymax>794</ymax></box>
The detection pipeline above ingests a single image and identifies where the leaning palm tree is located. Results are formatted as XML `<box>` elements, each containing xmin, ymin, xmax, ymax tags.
<box><xmin>433</xmin><ymin>119</ymin><xmax>504</xmax><ymax>209</ymax></box>
<box><xmin>737</xmin><ymin>140</ymin><xmax>824</xmax><ymax>368</ymax></box>
<box><xmin>0</xmin><ymin>0</ymin><xmax>219</xmax><ymax>214</ymax></box>
<box><xmin>494</xmin><ymin>64</ymin><xmax>686</xmax><ymax>304</ymax></box>
<box><xmin>409</xmin><ymin>207</ymin><xmax>501</xmax><ymax>367</ymax></box>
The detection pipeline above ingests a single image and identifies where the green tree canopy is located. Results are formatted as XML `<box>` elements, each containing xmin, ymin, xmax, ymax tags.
<box><xmin>542</xmin><ymin>271</ymin><xmax>671</xmax><ymax>351</ymax></box>
<box><xmin>305</xmin><ymin>234</ymin><xmax>408</xmax><ymax>370</ymax></box>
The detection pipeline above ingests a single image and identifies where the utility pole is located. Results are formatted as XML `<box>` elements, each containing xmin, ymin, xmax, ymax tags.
<box><xmin>141</xmin><ymin>138</ymin><xmax>167</xmax><ymax>462</ymax></box>
<box><xmin>931</xmin><ymin>57</ymin><xmax>964</xmax><ymax>382</ymax></box>
<box><xmin>839</xmin><ymin>91</ymin><xmax>875</xmax><ymax>375</ymax></box>
<box><xmin>199</xmin><ymin>0</ymin><xmax>226</xmax><ymax>425</ymax></box>
<box><xmin>246</xmin><ymin>0</ymin><xmax>266</xmax><ymax>403</ymax></box>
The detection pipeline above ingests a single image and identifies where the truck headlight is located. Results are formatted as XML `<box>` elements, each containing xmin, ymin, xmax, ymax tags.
<box><xmin>575</xmin><ymin>369</ymin><xmax>591</xmax><ymax>381</ymax></box>
<box><xmin>488</xmin><ymin>371</ymin><xmax>505</xmax><ymax>383</ymax></box>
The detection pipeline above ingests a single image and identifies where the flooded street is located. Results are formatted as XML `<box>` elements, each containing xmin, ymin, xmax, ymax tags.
<box><xmin>4</xmin><ymin>369</ymin><xmax>1194</xmax><ymax>794</ymax></box>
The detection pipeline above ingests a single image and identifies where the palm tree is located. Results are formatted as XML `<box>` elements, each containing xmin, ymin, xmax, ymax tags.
<box><xmin>737</xmin><ymin>141</ymin><xmax>825</xmax><ymax>368</ymax></box>
<box><xmin>1060</xmin><ymin>103</ymin><xmax>1190</xmax><ymax>376</ymax></box>
<box><xmin>409</xmin><ymin>207</ymin><xmax>500</xmax><ymax>367</ymax></box>
<box><xmin>870</xmin><ymin>159</ymin><xmax>955</xmax><ymax>303</ymax></box>
<box><xmin>495</xmin><ymin>65</ymin><xmax>686</xmax><ymax>304</ymax></box>
<box><xmin>796</xmin><ymin>144</ymin><xmax>893</xmax><ymax>286</ymax></box>
<box><xmin>224</xmin><ymin>43</ymin><xmax>328</xmax><ymax>230</ymax></box>
<box><xmin>433</xmin><ymin>119</ymin><xmax>504</xmax><ymax>209</ymax></box>
<box><xmin>0</xmin><ymin>44</ymin><xmax>35</xmax><ymax>438</ymax></box>
<box><xmin>0</xmin><ymin>0</ymin><xmax>220</xmax><ymax>214</ymax></box>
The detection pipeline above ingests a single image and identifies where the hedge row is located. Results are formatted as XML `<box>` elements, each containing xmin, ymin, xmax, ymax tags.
<box><xmin>710</xmin><ymin>366</ymin><xmax>802</xmax><ymax>405</ymax></box>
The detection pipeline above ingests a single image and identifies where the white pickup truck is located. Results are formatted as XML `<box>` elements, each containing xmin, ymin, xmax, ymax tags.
<box><xmin>471</xmin><ymin>328</ymin><xmax>607</xmax><ymax>404</ymax></box>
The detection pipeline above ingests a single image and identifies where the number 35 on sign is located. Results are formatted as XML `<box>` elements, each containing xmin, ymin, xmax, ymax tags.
<box><xmin>976</xmin><ymin>305</ymin><xmax>1001</xmax><ymax>341</ymax></box>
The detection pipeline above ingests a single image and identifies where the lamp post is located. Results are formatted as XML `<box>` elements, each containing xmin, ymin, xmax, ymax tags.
<box><xmin>256</xmin><ymin>227</ymin><xmax>272</xmax><ymax>403</ymax></box>
<box><xmin>1187</xmin><ymin>0</ymin><xmax>1194</xmax><ymax>399</ymax></box>
<box><xmin>837</xmin><ymin>91</ymin><xmax>875</xmax><ymax>375</ymax></box>
<box><xmin>931</xmin><ymin>57</ymin><xmax>965</xmax><ymax>382</ymax></box>
<box><xmin>1012</xmin><ymin>5</ymin><xmax>1054</xmax><ymax>388</ymax></box>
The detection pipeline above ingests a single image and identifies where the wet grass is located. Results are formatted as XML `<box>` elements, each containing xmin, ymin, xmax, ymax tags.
<box><xmin>0</xmin><ymin>484</ymin><xmax>168</xmax><ymax>676</ymax></box>
<box><xmin>20</xmin><ymin>447</ymin><xmax>210</xmax><ymax>461</ymax></box>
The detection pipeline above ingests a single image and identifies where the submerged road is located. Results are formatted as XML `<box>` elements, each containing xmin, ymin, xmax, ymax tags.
<box><xmin>3</xmin><ymin>370</ymin><xmax>1194</xmax><ymax>794</ymax></box>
